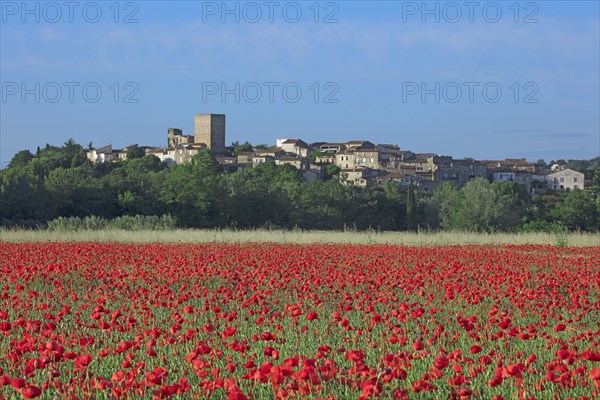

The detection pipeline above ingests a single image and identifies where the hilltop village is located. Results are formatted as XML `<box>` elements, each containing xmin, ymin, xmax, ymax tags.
<box><xmin>87</xmin><ymin>114</ymin><xmax>585</xmax><ymax>194</ymax></box>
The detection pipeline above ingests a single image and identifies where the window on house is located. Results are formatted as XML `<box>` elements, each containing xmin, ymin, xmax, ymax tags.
<box><xmin>574</xmin><ymin>177</ymin><xmax>578</xmax><ymax>182</ymax></box>
<box><xmin>560</xmin><ymin>177</ymin><xmax>564</xmax><ymax>182</ymax></box>
<box><xmin>574</xmin><ymin>185</ymin><xmax>579</xmax><ymax>189</ymax></box>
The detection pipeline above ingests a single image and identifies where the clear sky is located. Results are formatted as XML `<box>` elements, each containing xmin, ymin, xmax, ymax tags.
<box><xmin>1</xmin><ymin>0</ymin><xmax>599</xmax><ymax>166</ymax></box>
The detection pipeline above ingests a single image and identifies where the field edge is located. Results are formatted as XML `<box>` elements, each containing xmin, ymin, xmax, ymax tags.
<box><xmin>1</xmin><ymin>228</ymin><xmax>599</xmax><ymax>246</ymax></box>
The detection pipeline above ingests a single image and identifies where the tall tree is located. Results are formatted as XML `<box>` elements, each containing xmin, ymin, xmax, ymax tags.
<box><xmin>430</xmin><ymin>181</ymin><xmax>459</xmax><ymax>230</ymax></box>
<box><xmin>230</xmin><ymin>141</ymin><xmax>253</xmax><ymax>156</ymax></box>
<box><xmin>548</xmin><ymin>190</ymin><xmax>599</xmax><ymax>231</ymax></box>
<box><xmin>159</xmin><ymin>150</ymin><xmax>224</xmax><ymax>227</ymax></box>
<box><xmin>8</xmin><ymin>150</ymin><xmax>34</xmax><ymax>168</ymax></box>
<box><xmin>126</xmin><ymin>146</ymin><xmax>145</xmax><ymax>160</ymax></box>
<box><xmin>406</xmin><ymin>182</ymin><xmax>416</xmax><ymax>230</ymax></box>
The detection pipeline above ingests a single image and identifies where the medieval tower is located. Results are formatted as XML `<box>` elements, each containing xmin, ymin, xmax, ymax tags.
<box><xmin>194</xmin><ymin>114</ymin><xmax>226</xmax><ymax>153</ymax></box>
<box><xmin>167</xmin><ymin>128</ymin><xmax>194</xmax><ymax>148</ymax></box>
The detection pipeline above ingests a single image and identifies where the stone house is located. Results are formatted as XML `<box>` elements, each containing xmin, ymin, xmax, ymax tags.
<box><xmin>484</xmin><ymin>158</ymin><xmax>539</xmax><ymax>173</ymax></box>
<box><xmin>543</xmin><ymin>168</ymin><xmax>585</xmax><ymax>191</ymax></box>
<box><xmin>335</xmin><ymin>147</ymin><xmax>380</xmax><ymax>170</ymax></box>
<box><xmin>215</xmin><ymin>155</ymin><xmax>236</xmax><ymax>164</ymax></box>
<box><xmin>373</xmin><ymin>172</ymin><xmax>422</xmax><ymax>188</ymax></box>
<box><xmin>295</xmin><ymin>164</ymin><xmax>325</xmax><ymax>183</ymax></box>
<box><xmin>315</xmin><ymin>155</ymin><xmax>336</xmax><ymax>164</ymax></box>
<box><xmin>336</xmin><ymin>150</ymin><xmax>354</xmax><ymax>170</ymax></box>
<box><xmin>437</xmin><ymin>160</ymin><xmax>487</xmax><ymax>188</ymax></box>
<box><xmin>236</xmin><ymin>152</ymin><xmax>255</xmax><ymax>164</ymax></box>
<box><xmin>252</xmin><ymin>155</ymin><xmax>275</xmax><ymax>165</ymax></box>
<box><xmin>400</xmin><ymin>155</ymin><xmax>452</xmax><ymax>182</ymax></box>
<box><xmin>339</xmin><ymin>167</ymin><xmax>379</xmax><ymax>187</ymax></box>
<box><xmin>146</xmin><ymin>147</ymin><xmax>175</xmax><ymax>166</ymax></box>
<box><xmin>277</xmin><ymin>139</ymin><xmax>310</xmax><ymax>157</ymax></box>
<box><xmin>396</xmin><ymin>164</ymin><xmax>418</xmax><ymax>178</ymax></box>
<box><xmin>317</xmin><ymin>142</ymin><xmax>347</xmax><ymax>153</ymax></box>
<box><xmin>87</xmin><ymin>145</ymin><xmax>117</xmax><ymax>163</ymax></box>
<box><xmin>254</xmin><ymin>147</ymin><xmax>285</xmax><ymax>158</ymax></box>
<box><xmin>113</xmin><ymin>146</ymin><xmax>137</xmax><ymax>161</ymax></box>
<box><xmin>167</xmin><ymin>128</ymin><xmax>194</xmax><ymax>148</ymax></box>
<box><xmin>376</xmin><ymin>144</ymin><xmax>401</xmax><ymax>152</ymax></box>
<box><xmin>275</xmin><ymin>156</ymin><xmax>309</xmax><ymax>170</ymax></box>
<box><xmin>346</xmin><ymin>140</ymin><xmax>376</xmax><ymax>150</ymax></box>
<box><xmin>172</xmin><ymin>143</ymin><xmax>207</xmax><ymax>164</ymax></box>
<box><xmin>378</xmin><ymin>149</ymin><xmax>415</xmax><ymax>171</ymax></box>
<box><xmin>491</xmin><ymin>170</ymin><xmax>535</xmax><ymax>192</ymax></box>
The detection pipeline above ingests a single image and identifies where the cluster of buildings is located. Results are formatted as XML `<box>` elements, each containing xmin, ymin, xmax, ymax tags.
<box><xmin>87</xmin><ymin>113</ymin><xmax>586</xmax><ymax>193</ymax></box>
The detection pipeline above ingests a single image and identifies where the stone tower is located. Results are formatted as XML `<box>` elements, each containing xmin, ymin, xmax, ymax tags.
<box><xmin>194</xmin><ymin>114</ymin><xmax>225</xmax><ymax>153</ymax></box>
<box><xmin>167</xmin><ymin>128</ymin><xmax>181</xmax><ymax>147</ymax></box>
<box><xmin>167</xmin><ymin>128</ymin><xmax>194</xmax><ymax>148</ymax></box>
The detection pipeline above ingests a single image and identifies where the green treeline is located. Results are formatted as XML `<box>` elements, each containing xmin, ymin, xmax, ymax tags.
<box><xmin>2</xmin><ymin>141</ymin><xmax>599</xmax><ymax>232</ymax></box>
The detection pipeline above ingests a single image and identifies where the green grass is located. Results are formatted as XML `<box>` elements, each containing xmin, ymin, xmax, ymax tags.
<box><xmin>1</xmin><ymin>228</ymin><xmax>599</xmax><ymax>246</ymax></box>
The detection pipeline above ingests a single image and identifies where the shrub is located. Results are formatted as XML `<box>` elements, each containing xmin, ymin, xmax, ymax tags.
<box><xmin>46</xmin><ymin>215</ymin><xmax>176</xmax><ymax>231</ymax></box>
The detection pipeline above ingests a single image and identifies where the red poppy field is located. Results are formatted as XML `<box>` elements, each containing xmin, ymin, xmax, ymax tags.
<box><xmin>0</xmin><ymin>241</ymin><xmax>598</xmax><ymax>399</ymax></box>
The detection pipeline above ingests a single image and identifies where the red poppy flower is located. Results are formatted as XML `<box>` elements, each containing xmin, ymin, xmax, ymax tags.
<box><xmin>306</xmin><ymin>312</ymin><xmax>318</xmax><ymax>321</ymax></box>
<box><xmin>554</xmin><ymin>323</ymin><xmax>566</xmax><ymax>332</ymax></box>
<box><xmin>22</xmin><ymin>386</ymin><xmax>42</xmax><ymax>399</ymax></box>
<box><xmin>469</xmin><ymin>345</ymin><xmax>482</xmax><ymax>354</ymax></box>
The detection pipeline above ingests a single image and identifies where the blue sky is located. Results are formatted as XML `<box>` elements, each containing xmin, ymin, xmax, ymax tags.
<box><xmin>1</xmin><ymin>0</ymin><xmax>599</xmax><ymax>165</ymax></box>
